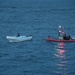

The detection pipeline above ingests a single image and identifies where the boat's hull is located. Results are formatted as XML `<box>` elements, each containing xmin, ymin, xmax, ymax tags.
<box><xmin>6</xmin><ymin>36</ymin><xmax>32</xmax><ymax>42</ymax></box>
<box><xmin>46</xmin><ymin>38</ymin><xmax>75</xmax><ymax>43</ymax></box>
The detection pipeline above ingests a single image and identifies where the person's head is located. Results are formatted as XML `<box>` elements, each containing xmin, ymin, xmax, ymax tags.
<box><xmin>62</xmin><ymin>31</ymin><xmax>65</xmax><ymax>34</ymax></box>
<box><xmin>48</xmin><ymin>36</ymin><xmax>50</xmax><ymax>37</ymax></box>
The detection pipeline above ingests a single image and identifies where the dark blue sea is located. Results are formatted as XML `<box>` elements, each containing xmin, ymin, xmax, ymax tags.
<box><xmin>0</xmin><ymin>0</ymin><xmax>75</xmax><ymax>75</ymax></box>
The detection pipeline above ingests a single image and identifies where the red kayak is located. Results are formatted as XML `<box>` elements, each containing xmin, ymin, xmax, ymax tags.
<box><xmin>46</xmin><ymin>38</ymin><xmax>75</xmax><ymax>43</ymax></box>
<box><xmin>46</xmin><ymin>26</ymin><xmax>75</xmax><ymax>43</ymax></box>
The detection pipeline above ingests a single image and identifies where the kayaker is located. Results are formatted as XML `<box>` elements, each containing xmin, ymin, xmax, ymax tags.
<box><xmin>48</xmin><ymin>36</ymin><xmax>50</xmax><ymax>38</ymax></box>
<box><xmin>48</xmin><ymin>36</ymin><xmax>51</xmax><ymax>39</ymax></box>
<box><xmin>17</xmin><ymin>33</ymin><xmax>20</xmax><ymax>37</ymax></box>
<box><xmin>63</xmin><ymin>34</ymin><xmax>67</xmax><ymax>40</ymax></box>
<box><xmin>67</xmin><ymin>35</ymin><xmax>72</xmax><ymax>40</ymax></box>
<box><xmin>63</xmin><ymin>34</ymin><xmax>72</xmax><ymax>40</ymax></box>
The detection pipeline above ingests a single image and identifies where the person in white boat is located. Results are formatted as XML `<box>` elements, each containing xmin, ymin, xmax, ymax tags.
<box><xmin>17</xmin><ymin>33</ymin><xmax>20</xmax><ymax>37</ymax></box>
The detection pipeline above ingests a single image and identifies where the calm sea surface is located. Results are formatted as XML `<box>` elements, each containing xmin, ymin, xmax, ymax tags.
<box><xmin>0</xmin><ymin>0</ymin><xmax>75</xmax><ymax>75</ymax></box>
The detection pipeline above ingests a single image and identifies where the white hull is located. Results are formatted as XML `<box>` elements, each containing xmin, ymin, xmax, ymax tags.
<box><xmin>6</xmin><ymin>35</ymin><xmax>32</xmax><ymax>42</ymax></box>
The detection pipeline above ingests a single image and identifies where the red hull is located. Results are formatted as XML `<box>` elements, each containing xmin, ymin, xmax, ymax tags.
<box><xmin>46</xmin><ymin>38</ymin><xmax>75</xmax><ymax>43</ymax></box>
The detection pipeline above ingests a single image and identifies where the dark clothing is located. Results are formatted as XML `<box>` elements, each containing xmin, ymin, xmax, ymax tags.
<box><xmin>48</xmin><ymin>36</ymin><xmax>50</xmax><ymax>38</ymax></box>
<box><xmin>67</xmin><ymin>35</ymin><xmax>72</xmax><ymax>40</ymax></box>
<box><xmin>63</xmin><ymin>34</ymin><xmax>72</xmax><ymax>40</ymax></box>
<box><xmin>63</xmin><ymin>34</ymin><xmax>67</xmax><ymax>40</ymax></box>
<box><xmin>63</xmin><ymin>36</ymin><xmax>67</xmax><ymax>40</ymax></box>
<box><xmin>17</xmin><ymin>33</ymin><xmax>20</xmax><ymax>37</ymax></box>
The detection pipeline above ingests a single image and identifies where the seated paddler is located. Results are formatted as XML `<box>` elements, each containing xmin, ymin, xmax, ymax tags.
<box><xmin>17</xmin><ymin>33</ymin><xmax>20</xmax><ymax>37</ymax></box>
<box><xmin>63</xmin><ymin>34</ymin><xmax>72</xmax><ymax>40</ymax></box>
<box><xmin>67</xmin><ymin>35</ymin><xmax>72</xmax><ymax>40</ymax></box>
<box><xmin>48</xmin><ymin>36</ymin><xmax>52</xmax><ymax>39</ymax></box>
<box><xmin>63</xmin><ymin>34</ymin><xmax>67</xmax><ymax>40</ymax></box>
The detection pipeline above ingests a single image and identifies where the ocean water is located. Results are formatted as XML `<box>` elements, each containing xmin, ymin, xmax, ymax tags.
<box><xmin>0</xmin><ymin>0</ymin><xmax>75</xmax><ymax>75</ymax></box>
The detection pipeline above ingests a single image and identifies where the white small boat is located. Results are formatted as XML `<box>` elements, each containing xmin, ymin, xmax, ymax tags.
<box><xmin>6</xmin><ymin>35</ymin><xmax>32</xmax><ymax>42</ymax></box>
